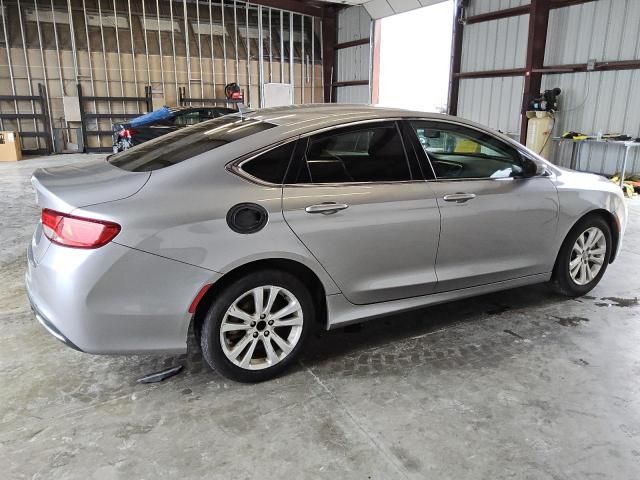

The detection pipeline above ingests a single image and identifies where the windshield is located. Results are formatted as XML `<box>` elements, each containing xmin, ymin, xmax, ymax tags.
<box><xmin>109</xmin><ymin>116</ymin><xmax>275</xmax><ymax>172</ymax></box>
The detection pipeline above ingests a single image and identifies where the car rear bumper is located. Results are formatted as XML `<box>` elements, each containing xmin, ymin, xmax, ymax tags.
<box><xmin>26</xmin><ymin>238</ymin><xmax>219</xmax><ymax>354</ymax></box>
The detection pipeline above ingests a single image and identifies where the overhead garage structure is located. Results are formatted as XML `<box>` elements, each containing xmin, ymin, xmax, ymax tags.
<box><xmin>0</xmin><ymin>0</ymin><xmax>330</xmax><ymax>152</ymax></box>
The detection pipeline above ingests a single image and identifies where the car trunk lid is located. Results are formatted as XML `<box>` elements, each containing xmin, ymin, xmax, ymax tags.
<box><xmin>29</xmin><ymin>159</ymin><xmax>149</xmax><ymax>264</ymax></box>
<box><xmin>31</xmin><ymin>158</ymin><xmax>150</xmax><ymax>213</ymax></box>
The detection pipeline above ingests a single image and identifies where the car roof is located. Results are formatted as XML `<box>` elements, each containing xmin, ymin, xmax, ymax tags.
<box><xmin>220</xmin><ymin>104</ymin><xmax>517</xmax><ymax>148</ymax></box>
<box><xmin>245</xmin><ymin>104</ymin><xmax>445</xmax><ymax>126</ymax></box>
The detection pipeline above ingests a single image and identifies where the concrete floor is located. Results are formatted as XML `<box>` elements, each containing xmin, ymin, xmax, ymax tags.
<box><xmin>1</xmin><ymin>154</ymin><xmax>640</xmax><ymax>480</ymax></box>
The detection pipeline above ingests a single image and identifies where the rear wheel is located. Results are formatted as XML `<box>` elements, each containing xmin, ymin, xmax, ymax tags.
<box><xmin>551</xmin><ymin>215</ymin><xmax>612</xmax><ymax>297</ymax></box>
<box><xmin>200</xmin><ymin>270</ymin><xmax>314</xmax><ymax>382</ymax></box>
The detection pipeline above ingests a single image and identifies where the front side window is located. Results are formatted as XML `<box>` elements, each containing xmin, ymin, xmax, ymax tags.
<box><xmin>288</xmin><ymin>122</ymin><xmax>411</xmax><ymax>184</ymax></box>
<box><xmin>109</xmin><ymin>116</ymin><xmax>275</xmax><ymax>172</ymax></box>
<box><xmin>410</xmin><ymin>121</ymin><xmax>523</xmax><ymax>180</ymax></box>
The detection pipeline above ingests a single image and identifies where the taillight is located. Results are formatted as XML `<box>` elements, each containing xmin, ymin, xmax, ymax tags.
<box><xmin>119</xmin><ymin>128</ymin><xmax>135</xmax><ymax>138</ymax></box>
<box><xmin>41</xmin><ymin>209</ymin><xmax>121</xmax><ymax>249</ymax></box>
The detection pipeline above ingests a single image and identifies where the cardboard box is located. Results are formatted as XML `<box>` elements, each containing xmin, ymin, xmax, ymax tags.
<box><xmin>0</xmin><ymin>131</ymin><xmax>23</xmax><ymax>162</ymax></box>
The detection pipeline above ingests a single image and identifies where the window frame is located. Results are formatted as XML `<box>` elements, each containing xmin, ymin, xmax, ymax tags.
<box><xmin>406</xmin><ymin>119</ymin><xmax>536</xmax><ymax>182</ymax></box>
<box><xmin>283</xmin><ymin>119</ymin><xmax>421</xmax><ymax>186</ymax></box>
<box><xmin>231</xmin><ymin>138</ymin><xmax>299</xmax><ymax>186</ymax></box>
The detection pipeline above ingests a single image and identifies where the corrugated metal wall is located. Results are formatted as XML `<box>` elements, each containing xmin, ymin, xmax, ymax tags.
<box><xmin>458</xmin><ymin>76</ymin><xmax>524</xmax><ymax>138</ymax></box>
<box><xmin>335</xmin><ymin>5</ymin><xmax>371</xmax><ymax>104</ymax></box>
<box><xmin>466</xmin><ymin>0</ymin><xmax>530</xmax><ymax>16</ymax></box>
<box><xmin>457</xmin><ymin>13</ymin><xmax>528</xmax><ymax>138</ymax></box>
<box><xmin>543</xmin><ymin>0</ymin><xmax>640</xmax><ymax>174</ymax></box>
<box><xmin>457</xmin><ymin>0</ymin><xmax>640</xmax><ymax>175</ymax></box>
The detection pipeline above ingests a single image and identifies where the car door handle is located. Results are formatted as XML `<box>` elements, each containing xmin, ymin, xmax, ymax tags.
<box><xmin>443</xmin><ymin>193</ymin><xmax>476</xmax><ymax>203</ymax></box>
<box><xmin>305</xmin><ymin>203</ymin><xmax>350</xmax><ymax>214</ymax></box>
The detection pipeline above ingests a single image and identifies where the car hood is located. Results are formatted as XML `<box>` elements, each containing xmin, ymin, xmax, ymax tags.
<box><xmin>32</xmin><ymin>158</ymin><xmax>151</xmax><ymax>213</ymax></box>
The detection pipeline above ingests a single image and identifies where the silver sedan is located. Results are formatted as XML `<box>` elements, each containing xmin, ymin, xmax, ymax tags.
<box><xmin>26</xmin><ymin>105</ymin><xmax>627</xmax><ymax>382</ymax></box>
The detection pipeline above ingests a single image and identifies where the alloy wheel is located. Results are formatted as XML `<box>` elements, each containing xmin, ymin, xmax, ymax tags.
<box><xmin>569</xmin><ymin>226</ymin><xmax>607</xmax><ymax>286</ymax></box>
<box><xmin>219</xmin><ymin>286</ymin><xmax>304</xmax><ymax>370</ymax></box>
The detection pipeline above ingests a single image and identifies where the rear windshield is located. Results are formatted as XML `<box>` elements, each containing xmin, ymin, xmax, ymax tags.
<box><xmin>109</xmin><ymin>116</ymin><xmax>275</xmax><ymax>172</ymax></box>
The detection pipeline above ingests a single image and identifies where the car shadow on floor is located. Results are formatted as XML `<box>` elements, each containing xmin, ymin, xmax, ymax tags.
<box><xmin>178</xmin><ymin>283</ymin><xmax>569</xmax><ymax>381</ymax></box>
<box><xmin>297</xmin><ymin>283</ymin><xmax>567</xmax><ymax>369</ymax></box>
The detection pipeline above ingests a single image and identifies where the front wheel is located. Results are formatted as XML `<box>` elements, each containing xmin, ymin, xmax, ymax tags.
<box><xmin>551</xmin><ymin>215</ymin><xmax>612</xmax><ymax>297</ymax></box>
<box><xmin>200</xmin><ymin>270</ymin><xmax>314</xmax><ymax>382</ymax></box>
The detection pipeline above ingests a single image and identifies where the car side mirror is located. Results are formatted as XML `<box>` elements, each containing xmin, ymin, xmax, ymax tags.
<box><xmin>518</xmin><ymin>156</ymin><xmax>542</xmax><ymax>178</ymax></box>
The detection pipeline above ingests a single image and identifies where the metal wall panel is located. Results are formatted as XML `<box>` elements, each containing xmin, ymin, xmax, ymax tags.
<box><xmin>336</xmin><ymin>44</ymin><xmax>370</xmax><ymax>82</ymax></box>
<box><xmin>336</xmin><ymin>84</ymin><xmax>370</xmax><ymax>104</ymax></box>
<box><xmin>337</xmin><ymin>4</ymin><xmax>370</xmax><ymax>42</ymax></box>
<box><xmin>335</xmin><ymin>6</ymin><xmax>371</xmax><ymax>104</ymax></box>
<box><xmin>542</xmin><ymin>70</ymin><xmax>640</xmax><ymax>175</ymax></box>
<box><xmin>545</xmin><ymin>0</ymin><xmax>640</xmax><ymax>66</ymax></box>
<box><xmin>461</xmin><ymin>14</ymin><xmax>529</xmax><ymax>72</ymax></box>
<box><xmin>466</xmin><ymin>0</ymin><xmax>530</xmax><ymax>17</ymax></box>
<box><xmin>458</xmin><ymin>76</ymin><xmax>524</xmax><ymax>138</ymax></box>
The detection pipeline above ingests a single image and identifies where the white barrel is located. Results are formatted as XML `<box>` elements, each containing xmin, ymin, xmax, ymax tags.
<box><xmin>526</xmin><ymin>111</ymin><xmax>554</xmax><ymax>159</ymax></box>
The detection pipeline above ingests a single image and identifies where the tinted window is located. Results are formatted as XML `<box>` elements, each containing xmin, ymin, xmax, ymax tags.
<box><xmin>241</xmin><ymin>141</ymin><xmax>296</xmax><ymax>184</ymax></box>
<box><xmin>109</xmin><ymin>116</ymin><xmax>275</xmax><ymax>172</ymax></box>
<box><xmin>173</xmin><ymin>111</ymin><xmax>202</xmax><ymax>126</ymax></box>
<box><xmin>410</xmin><ymin>121</ymin><xmax>523</xmax><ymax>179</ymax></box>
<box><xmin>288</xmin><ymin>123</ymin><xmax>411</xmax><ymax>184</ymax></box>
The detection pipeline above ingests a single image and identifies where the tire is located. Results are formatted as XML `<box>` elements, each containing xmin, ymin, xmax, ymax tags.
<box><xmin>200</xmin><ymin>269</ymin><xmax>314</xmax><ymax>382</ymax></box>
<box><xmin>551</xmin><ymin>214</ymin><xmax>612</xmax><ymax>297</ymax></box>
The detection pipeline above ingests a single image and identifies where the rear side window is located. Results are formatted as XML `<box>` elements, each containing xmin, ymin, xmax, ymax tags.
<box><xmin>240</xmin><ymin>141</ymin><xmax>296</xmax><ymax>184</ymax></box>
<box><xmin>287</xmin><ymin>122</ymin><xmax>411</xmax><ymax>184</ymax></box>
<box><xmin>109</xmin><ymin>116</ymin><xmax>275</xmax><ymax>172</ymax></box>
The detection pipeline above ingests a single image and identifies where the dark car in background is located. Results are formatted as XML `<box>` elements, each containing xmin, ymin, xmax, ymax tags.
<box><xmin>112</xmin><ymin>106</ymin><xmax>235</xmax><ymax>153</ymax></box>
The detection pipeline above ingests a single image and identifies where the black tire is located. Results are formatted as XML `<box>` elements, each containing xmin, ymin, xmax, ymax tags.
<box><xmin>551</xmin><ymin>214</ymin><xmax>612</xmax><ymax>297</ymax></box>
<box><xmin>200</xmin><ymin>269</ymin><xmax>314</xmax><ymax>382</ymax></box>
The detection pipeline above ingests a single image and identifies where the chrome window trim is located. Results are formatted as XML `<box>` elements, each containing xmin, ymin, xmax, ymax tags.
<box><xmin>228</xmin><ymin>115</ymin><xmax>553</xmax><ymax>187</ymax></box>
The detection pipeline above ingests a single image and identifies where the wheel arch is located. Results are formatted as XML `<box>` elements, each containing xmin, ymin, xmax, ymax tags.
<box><xmin>554</xmin><ymin>208</ymin><xmax>620</xmax><ymax>277</ymax></box>
<box><xmin>190</xmin><ymin>258</ymin><xmax>329</xmax><ymax>342</ymax></box>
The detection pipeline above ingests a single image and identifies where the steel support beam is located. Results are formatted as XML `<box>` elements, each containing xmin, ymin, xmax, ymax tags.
<box><xmin>321</xmin><ymin>5</ymin><xmax>337</xmax><ymax>103</ymax></box>
<box><xmin>447</xmin><ymin>1</ymin><xmax>464</xmax><ymax>115</ymax></box>
<box><xmin>465</xmin><ymin>0</ymin><xmax>597</xmax><ymax>25</ymax></box>
<box><xmin>519</xmin><ymin>0</ymin><xmax>551</xmax><ymax>144</ymax></box>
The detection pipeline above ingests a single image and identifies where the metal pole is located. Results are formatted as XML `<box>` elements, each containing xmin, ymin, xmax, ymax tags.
<box><xmin>49</xmin><ymin>0</ymin><xmax>65</xmax><ymax>98</ymax></box>
<box><xmin>0</xmin><ymin>0</ymin><xmax>19</xmax><ymax>132</ymax></box>
<box><xmin>183</xmin><ymin>0</ymin><xmax>192</xmax><ymax>97</ymax></box>
<box><xmin>169</xmin><ymin>0</ymin><xmax>179</xmax><ymax>103</ymax></box>
<box><xmin>97</xmin><ymin>0</ymin><xmax>113</xmax><ymax>140</ymax></box>
<box><xmin>620</xmin><ymin>144</ymin><xmax>631</xmax><ymax>188</ymax></box>
<box><xmin>195</xmin><ymin>0</ymin><xmax>204</xmax><ymax>102</ymax></box>
<box><xmin>279</xmin><ymin>10</ymin><xmax>284</xmax><ymax>83</ymax></box>
<box><xmin>221</xmin><ymin>0</ymin><xmax>228</xmax><ymax>87</ymax></box>
<box><xmin>16</xmin><ymin>0</ymin><xmax>39</xmax><ymax>149</ymax></box>
<box><xmin>233</xmin><ymin>0</ymin><xmax>239</xmax><ymax>83</ymax></box>
<box><xmin>301</xmin><ymin>15</ymin><xmax>304</xmax><ymax>104</ymax></box>
<box><xmin>311</xmin><ymin>17</ymin><xmax>314</xmax><ymax>103</ymax></box>
<box><xmin>142</xmin><ymin>0</ymin><xmax>152</xmax><ymax>88</ymax></box>
<box><xmin>319</xmin><ymin>17</ymin><xmax>323</xmax><ymax>100</ymax></box>
<box><xmin>209</xmin><ymin>0</ymin><xmax>216</xmax><ymax>98</ymax></box>
<box><xmin>80</xmin><ymin>0</ymin><xmax>97</xmax><ymax>128</ymax></box>
<box><xmin>32</xmin><ymin>0</ymin><xmax>55</xmax><ymax>148</ymax></box>
<box><xmin>126</xmin><ymin>0</ymin><xmax>139</xmax><ymax>112</ymax></box>
<box><xmin>65</xmin><ymin>0</ymin><xmax>79</xmax><ymax>81</ymax></box>
<box><xmin>268</xmin><ymin>8</ymin><xmax>272</xmax><ymax>83</ymax></box>
<box><xmin>289</xmin><ymin>12</ymin><xmax>294</xmax><ymax>103</ymax></box>
<box><xmin>156</xmin><ymin>0</ymin><xmax>166</xmax><ymax>100</ymax></box>
<box><xmin>258</xmin><ymin>5</ymin><xmax>264</xmax><ymax>107</ymax></box>
<box><xmin>245</xmin><ymin>3</ymin><xmax>250</xmax><ymax>107</ymax></box>
<box><xmin>112</xmin><ymin>0</ymin><xmax>126</xmax><ymax>113</ymax></box>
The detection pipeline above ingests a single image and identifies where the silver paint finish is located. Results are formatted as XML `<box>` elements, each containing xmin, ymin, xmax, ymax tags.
<box><xmin>26</xmin><ymin>105</ymin><xmax>627</xmax><ymax>354</ymax></box>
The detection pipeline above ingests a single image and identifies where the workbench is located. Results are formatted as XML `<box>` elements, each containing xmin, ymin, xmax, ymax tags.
<box><xmin>552</xmin><ymin>137</ymin><xmax>640</xmax><ymax>187</ymax></box>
